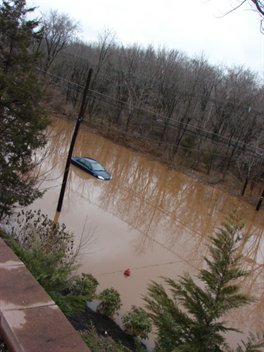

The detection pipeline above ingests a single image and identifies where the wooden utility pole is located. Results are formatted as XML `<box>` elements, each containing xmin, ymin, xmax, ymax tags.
<box><xmin>256</xmin><ymin>189</ymin><xmax>264</xmax><ymax>211</ymax></box>
<box><xmin>56</xmin><ymin>68</ymin><xmax>93</xmax><ymax>212</ymax></box>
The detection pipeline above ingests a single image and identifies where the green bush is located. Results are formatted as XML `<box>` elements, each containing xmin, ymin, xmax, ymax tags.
<box><xmin>9</xmin><ymin>209</ymin><xmax>75</xmax><ymax>260</ymax></box>
<box><xmin>8</xmin><ymin>236</ymin><xmax>87</xmax><ymax>316</ymax></box>
<box><xmin>81</xmin><ymin>325</ymin><xmax>128</xmax><ymax>352</ymax></box>
<box><xmin>122</xmin><ymin>306</ymin><xmax>152</xmax><ymax>339</ymax></box>
<box><xmin>4</xmin><ymin>210</ymin><xmax>97</xmax><ymax>316</ymax></box>
<box><xmin>69</xmin><ymin>273</ymin><xmax>99</xmax><ymax>301</ymax></box>
<box><xmin>10</xmin><ymin>238</ymin><xmax>73</xmax><ymax>293</ymax></box>
<box><xmin>97</xmin><ymin>288</ymin><xmax>122</xmax><ymax>318</ymax></box>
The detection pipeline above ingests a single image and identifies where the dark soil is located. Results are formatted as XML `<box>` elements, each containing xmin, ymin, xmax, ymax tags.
<box><xmin>69</xmin><ymin>307</ymin><xmax>147</xmax><ymax>352</ymax></box>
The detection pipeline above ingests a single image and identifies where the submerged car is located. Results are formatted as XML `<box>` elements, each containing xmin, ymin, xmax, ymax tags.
<box><xmin>71</xmin><ymin>156</ymin><xmax>112</xmax><ymax>180</ymax></box>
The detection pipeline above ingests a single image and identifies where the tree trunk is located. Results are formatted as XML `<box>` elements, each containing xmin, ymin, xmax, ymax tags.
<box><xmin>241</xmin><ymin>176</ymin><xmax>249</xmax><ymax>196</ymax></box>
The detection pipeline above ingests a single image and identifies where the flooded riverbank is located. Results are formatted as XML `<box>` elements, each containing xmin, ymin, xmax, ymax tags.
<box><xmin>30</xmin><ymin>116</ymin><xmax>264</xmax><ymax>348</ymax></box>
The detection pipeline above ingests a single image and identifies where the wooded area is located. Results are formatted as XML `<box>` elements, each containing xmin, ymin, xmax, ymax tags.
<box><xmin>37</xmin><ymin>19</ymin><xmax>264</xmax><ymax>195</ymax></box>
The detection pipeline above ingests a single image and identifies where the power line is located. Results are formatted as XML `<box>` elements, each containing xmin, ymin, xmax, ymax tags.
<box><xmin>85</xmin><ymin>91</ymin><xmax>264</xmax><ymax>158</ymax></box>
<box><xmin>96</xmin><ymin>259</ymin><xmax>196</xmax><ymax>277</ymax></box>
<box><xmin>57</xmin><ymin>48</ymin><xmax>264</xmax><ymax>117</ymax></box>
<box><xmin>37</xmin><ymin>68</ymin><xmax>264</xmax><ymax>158</ymax></box>
<box><xmin>87</xmin><ymin>89</ymin><xmax>264</xmax><ymax>153</ymax></box>
<box><xmin>38</xmin><ymin>64</ymin><xmax>264</xmax><ymax>118</ymax></box>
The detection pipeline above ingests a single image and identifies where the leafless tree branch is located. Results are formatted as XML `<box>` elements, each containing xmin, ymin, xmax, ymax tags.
<box><xmin>251</xmin><ymin>0</ymin><xmax>264</xmax><ymax>16</ymax></box>
<box><xmin>216</xmin><ymin>0</ymin><xmax>247</xmax><ymax>18</ymax></box>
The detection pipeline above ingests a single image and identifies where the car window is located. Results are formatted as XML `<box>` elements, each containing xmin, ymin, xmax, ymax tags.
<box><xmin>79</xmin><ymin>158</ymin><xmax>92</xmax><ymax>169</ymax></box>
<box><xmin>91</xmin><ymin>162</ymin><xmax>105</xmax><ymax>171</ymax></box>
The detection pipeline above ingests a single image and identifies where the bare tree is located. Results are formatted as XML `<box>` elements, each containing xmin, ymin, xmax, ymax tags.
<box><xmin>85</xmin><ymin>29</ymin><xmax>116</xmax><ymax>118</ymax></box>
<box><xmin>250</xmin><ymin>0</ymin><xmax>264</xmax><ymax>16</ymax></box>
<box><xmin>236</xmin><ymin>147</ymin><xmax>264</xmax><ymax>196</ymax></box>
<box><xmin>42</xmin><ymin>28</ymin><xmax>264</xmax><ymax>186</ymax></box>
<box><xmin>250</xmin><ymin>0</ymin><xmax>264</xmax><ymax>32</ymax></box>
<box><xmin>41</xmin><ymin>10</ymin><xmax>79</xmax><ymax>73</ymax></box>
<box><xmin>224</xmin><ymin>0</ymin><xmax>264</xmax><ymax>15</ymax></box>
<box><xmin>224</xmin><ymin>0</ymin><xmax>264</xmax><ymax>31</ymax></box>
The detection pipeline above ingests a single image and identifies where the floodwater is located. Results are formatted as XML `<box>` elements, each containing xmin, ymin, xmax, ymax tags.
<box><xmin>31</xmin><ymin>116</ymin><xmax>264</xmax><ymax>348</ymax></box>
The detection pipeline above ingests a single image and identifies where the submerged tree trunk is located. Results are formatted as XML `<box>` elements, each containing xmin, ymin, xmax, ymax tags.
<box><xmin>241</xmin><ymin>176</ymin><xmax>249</xmax><ymax>196</ymax></box>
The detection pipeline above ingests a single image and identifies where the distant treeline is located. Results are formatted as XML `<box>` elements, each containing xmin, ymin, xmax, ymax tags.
<box><xmin>37</xmin><ymin>15</ymin><xmax>264</xmax><ymax>194</ymax></box>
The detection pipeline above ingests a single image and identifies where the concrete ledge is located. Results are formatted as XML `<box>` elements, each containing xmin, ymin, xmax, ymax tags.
<box><xmin>0</xmin><ymin>238</ymin><xmax>90</xmax><ymax>352</ymax></box>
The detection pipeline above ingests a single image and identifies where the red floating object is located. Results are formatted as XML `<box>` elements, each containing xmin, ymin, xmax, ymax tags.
<box><xmin>123</xmin><ymin>268</ymin><xmax>131</xmax><ymax>277</ymax></box>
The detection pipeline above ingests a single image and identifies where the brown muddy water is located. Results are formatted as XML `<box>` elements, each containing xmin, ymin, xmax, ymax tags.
<box><xmin>30</xmin><ymin>116</ymin><xmax>264</xmax><ymax>349</ymax></box>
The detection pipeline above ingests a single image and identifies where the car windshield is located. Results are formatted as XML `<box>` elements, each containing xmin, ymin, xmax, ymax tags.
<box><xmin>91</xmin><ymin>162</ymin><xmax>105</xmax><ymax>171</ymax></box>
<box><xmin>79</xmin><ymin>158</ymin><xmax>92</xmax><ymax>169</ymax></box>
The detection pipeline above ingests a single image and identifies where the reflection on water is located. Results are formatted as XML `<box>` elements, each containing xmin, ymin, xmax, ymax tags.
<box><xmin>31</xmin><ymin>116</ymin><xmax>264</xmax><ymax>345</ymax></box>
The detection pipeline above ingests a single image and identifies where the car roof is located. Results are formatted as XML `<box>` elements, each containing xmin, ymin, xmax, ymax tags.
<box><xmin>79</xmin><ymin>157</ymin><xmax>97</xmax><ymax>163</ymax></box>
